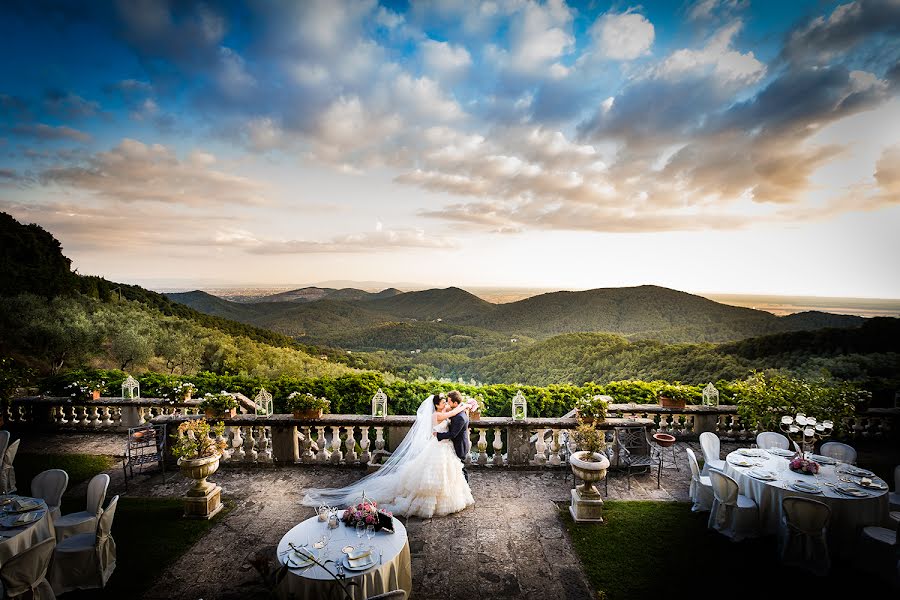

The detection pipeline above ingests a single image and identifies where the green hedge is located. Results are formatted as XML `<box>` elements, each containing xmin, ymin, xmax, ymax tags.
<box><xmin>31</xmin><ymin>369</ymin><xmax>870</xmax><ymax>430</ymax></box>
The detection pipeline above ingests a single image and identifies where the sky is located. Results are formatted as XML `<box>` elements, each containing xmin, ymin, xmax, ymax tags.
<box><xmin>1</xmin><ymin>0</ymin><xmax>899</xmax><ymax>298</ymax></box>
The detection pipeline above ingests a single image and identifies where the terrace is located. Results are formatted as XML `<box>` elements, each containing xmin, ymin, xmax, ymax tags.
<box><xmin>5</xmin><ymin>395</ymin><xmax>900</xmax><ymax>599</ymax></box>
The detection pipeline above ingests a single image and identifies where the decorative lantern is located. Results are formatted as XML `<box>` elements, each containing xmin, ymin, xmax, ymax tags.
<box><xmin>254</xmin><ymin>387</ymin><xmax>273</xmax><ymax>417</ymax></box>
<box><xmin>512</xmin><ymin>390</ymin><xmax>527</xmax><ymax>420</ymax></box>
<box><xmin>701</xmin><ymin>383</ymin><xmax>719</xmax><ymax>407</ymax></box>
<box><xmin>372</xmin><ymin>388</ymin><xmax>388</xmax><ymax>418</ymax></box>
<box><xmin>121</xmin><ymin>375</ymin><xmax>139</xmax><ymax>400</ymax></box>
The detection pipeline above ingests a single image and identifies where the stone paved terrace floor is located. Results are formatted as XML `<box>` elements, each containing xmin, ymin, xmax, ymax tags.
<box><xmin>17</xmin><ymin>434</ymin><xmax>730</xmax><ymax>599</ymax></box>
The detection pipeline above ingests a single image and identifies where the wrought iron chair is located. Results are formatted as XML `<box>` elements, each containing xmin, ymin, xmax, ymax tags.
<box><xmin>611</xmin><ymin>426</ymin><xmax>653</xmax><ymax>491</ymax></box>
<box><xmin>122</xmin><ymin>424</ymin><xmax>166</xmax><ymax>489</ymax></box>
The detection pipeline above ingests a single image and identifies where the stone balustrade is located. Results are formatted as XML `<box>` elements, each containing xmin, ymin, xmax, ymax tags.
<box><xmin>152</xmin><ymin>414</ymin><xmax>655</xmax><ymax>469</ymax></box>
<box><xmin>6</xmin><ymin>396</ymin><xmax>203</xmax><ymax>431</ymax></box>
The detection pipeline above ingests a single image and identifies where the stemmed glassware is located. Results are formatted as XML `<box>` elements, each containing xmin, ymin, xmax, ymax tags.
<box><xmin>355</xmin><ymin>521</ymin><xmax>365</xmax><ymax>548</ymax></box>
<box><xmin>366</xmin><ymin>524</ymin><xmax>375</xmax><ymax>551</ymax></box>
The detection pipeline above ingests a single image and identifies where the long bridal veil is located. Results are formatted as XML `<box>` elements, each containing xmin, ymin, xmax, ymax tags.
<box><xmin>301</xmin><ymin>396</ymin><xmax>436</xmax><ymax>508</ymax></box>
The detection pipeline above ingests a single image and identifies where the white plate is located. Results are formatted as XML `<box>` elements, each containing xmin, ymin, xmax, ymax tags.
<box><xmin>768</xmin><ymin>448</ymin><xmax>795</xmax><ymax>457</ymax></box>
<box><xmin>284</xmin><ymin>547</ymin><xmax>317</xmax><ymax>568</ymax></box>
<box><xmin>809</xmin><ymin>454</ymin><xmax>837</xmax><ymax>465</ymax></box>
<box><xmin>737</xmin><ymin>449</ymin><xmax>765</xmax><ymax>457</ymax></box>
<box><xmin>0</xmin><ymin>511</ymin><xmax>41</xmax><ymax>528</ymax></box>
<box><xmin>343</xmin><ymin>554</ymin><xmax>377</xmax><ymax>571</ymax></box>
<box><xmin>790</xmin><ymin>482</ymin><xmax>821</xmax><ymax>494</ymax></box>
<box><xmin>835</xmin><ymin>486</ymin><xmax>868</xmax><ymax>497</ymax></box>
<box><xmin>839</xmin><ymin>466</ymin><xmax>874</xmax><ymax>477</ymax></box>
<box><xmin>748</xmin><ymin>469</ymin><xmax>776</xmax><ymax>480</ymax></box>
<box><xmin>729</xmin><ymin>458</ymin><xmax>754</xmax><ymax>467</ymax></box>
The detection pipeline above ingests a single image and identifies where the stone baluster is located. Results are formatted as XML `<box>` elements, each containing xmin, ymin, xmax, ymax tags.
<box><xmin>533</xmin><ymin>428</ymin><xmax>547</xmax><ymax>465</ymax></box>
<box><xmin>330</xmin><ymin>426</ymin><xmax>343</xmax><ymax>464</ymax></box>
<box><xmin>53</xmin><ymin>405</ymin><xmax>64</xmax><ymax>426</ymax></box>
<box><xmin>492</xmin><ymin>427</ymin><xmax>504</xmax><ymax>466</ymax></box>
<box><xmin>232</xmin><ymin>426</ymin><xmax>245</xmax><ymax>461</ymax></box>
<box><xmin>476</xmin><ymin>428</ymin><xmax>489</xmax><ymax>466</ymax></box>
<box><xmin>89</xmin><ymin>405</ymin><xmax>101</xmax><ymax>427</ymax></box>
<box><xmin>316</xmin><ymin>426</ymin><xmax>330</xmax><ymax>463</ymax></box>
<box><xmin>548</xmin><ymin>429</ymin><xmax>562</xmax><ymax>466</ymax></box>
<box><xmin>260</xmin><ymin>427</ymin><xmax>273</xmax><ymax>463</ymax></box>
<box><xmin>301</xmin><ymin>426</ymin><xmax>316</xmax><ymax>463</ymax></box>
<box><xmin>344</xmin><ymin>426</ymin><xmax>358</xmax><ymax>464</ymax></box>
<box><xmin>358</xmin><ymin>426</ymin><xmax>371</xmax><ymax>464</ymax></box>
<box><xmin>101</xmin><ymin>405</ymin><xmax>113</xmax><ymax>427</ymax></box>
<box><xmin>245</xmin><ymin>426</ymin><xmax>258</xmax><ymax>462</ymax></box>
<box><xmin>374</xmin><ymin>427</ymin><xmax>385</xmax><ymax>453</ymax></box>
<box><xmin>216</xmin><ymin>427</ymin><xmax>230</xmax><ymax>460</ymax></box>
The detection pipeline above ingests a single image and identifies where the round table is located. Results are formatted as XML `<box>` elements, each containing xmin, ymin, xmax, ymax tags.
<box><xmin>0</xmin><ymin>497</ymin><xmax>55</xmax><ymax>567</ymax></box>
<box><xmin>723</xmin><ymin>450</ymin><xmax>889</xmax><ymax>550</ymax></box>
<box><xmin>276</xmin><ymin>516</ymin><xmax>412</xmax><ymax>600</ymax></box>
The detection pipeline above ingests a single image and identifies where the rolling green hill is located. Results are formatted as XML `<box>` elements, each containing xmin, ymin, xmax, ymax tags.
<box><xmin>253</xmin><ymin>286</ymin><xmax>402</xmax><ymax>303</ymax></box>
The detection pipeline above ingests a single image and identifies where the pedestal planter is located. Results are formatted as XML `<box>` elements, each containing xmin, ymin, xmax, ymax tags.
<box><xmin>659</xmin><ymin>396</ymin><xmax>685</xmax><ymax>409</ymax></box>
<box><xmin>470</xmin><ymin>411</ymin><xmax>482</xmax><ymax>421</ymax></box>
<box><xmin>293</xmin><ymin>409</ymin><xmax>323</xmax><ymax>420</ymax></box>
<box><xmin>569</xmin><ymin>451</ymin><xmax>610</xmax><ymax>523</ymax></box>
<box><xmin>178</xmin><ymin>454</ymin><xmax>223</xmax><ymax>519</ymax></box>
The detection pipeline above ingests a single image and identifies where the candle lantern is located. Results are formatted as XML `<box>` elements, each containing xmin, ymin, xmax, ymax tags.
<box><xmin>512</xmin><ymin>391</ymin><xmax>527</xmax><ymax>420</ymax></box>
<box><xmin>372</xmin><ymin>388</ymin><xmax>388</xmax><ymax>418</ymax></box>
<box><xmin>701</xmin><ymin>383</ymin><xmax>719</xmax><ymax>407</ymax></box>
<box><xmin>121</xmin><ymin>375</ymin><xmax>139</xmax><ymax>400</ymax></box>
<box><xmin>254</xmin><ymin>387</ymin><xmax>273</xmax><ymax>417</ymax></box>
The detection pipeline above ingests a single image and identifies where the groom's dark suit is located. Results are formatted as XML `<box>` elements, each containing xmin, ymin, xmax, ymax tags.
<box><xmin>436</xmin><ymin>409</ymin><xmax>470</xmax><ymax>481</ymax></box>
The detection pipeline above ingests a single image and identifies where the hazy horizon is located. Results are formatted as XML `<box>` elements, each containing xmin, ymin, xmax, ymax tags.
<box><xmin>3</xmin><ymin>1</ymin><xmax>899</xmax><ymax>298</ymax></box>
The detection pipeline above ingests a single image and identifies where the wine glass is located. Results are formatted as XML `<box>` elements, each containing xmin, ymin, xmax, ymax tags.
<box><xmin>355</xmin><ymin>521</ymin><xmax>365</xmax><ymax>548</ymax></box>
<box><xmin>366</xmin><ymin>524</ymin><xmax>375</xmax><ymax>546</ymax></box>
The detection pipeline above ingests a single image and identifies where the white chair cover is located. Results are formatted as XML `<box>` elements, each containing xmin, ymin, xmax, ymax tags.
<box><xmin>31</xmin><ymin>470</ymin><xmax>69</xmax><ymax>522</ymax></box>
<box><xmin>0</xmin><ymin>536</ymin><xmax>56</xmax><ymax>600</ymax></box>
<box><xmin>54</xmin><ymin>473</ymin><xmax>109</xmax><ymax>542</ymax></box>
<box><xmin>778</xmin><ymin>497</ymin><xmax>831</xmax><ymax>576</ymax></box>
<box><xmin>49</xmin><ymin>495</ymin><xmax>118</xmax><ymax>594</ymax></box>
<box><xmin>857</xmin><ymin>521</ymin><xmax>899</xmax><ymax>584</ymax></box>
<box><xmin>889</xmin><ymin>465</ymin><xmax>900</xmax><ymax>511</ymax></box>
<box><xmin>819</xmin><ymin>442</ymin><xmax>857</xmax><ymax>465</ymax></box>
<box><xmin>699</xmin><ymin>432</ymin><xmax>725</xmax><ymax>476</ymax></box>
<box><xmin>708</xmin><ymin>469</ymin><xmax>758</xmax><ymax>541</ymax></box>
<box><xmin>0</xmin><ymin>439</ymin><xmax>20</xmax><ymax>494</ymax></box>
<box><xmin>0</xmin><ymin>431</ymin><xmax>9</xmax><ymax>467</ymax></box>
<box><xmin>685</xmin><ymin>448</ymin><xmax>713</xmax><ymax>512</ymax></box>
<box><xmin>756</xmin><ymin>432</ymin><xmax>789</xmax><ymax>450</ymax></box>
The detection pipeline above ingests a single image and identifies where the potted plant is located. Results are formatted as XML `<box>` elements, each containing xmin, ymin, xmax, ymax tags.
<box><xmin>658</xmin><ymin>384</ymin><xmax>691</xmax><ymax>409</ymax></box>
<box><xmin>200</xmin><ymin>392</ymin><xmax>239</xmax><ymax>419</ymax></box>
<box><xmin>467</xmin><ymin>394</ymin><xmax>486</xmax><ymax>420</ymax></box>
<box><xmin>64</xmin><ymin>377</ymin><xmax>106</xmax><ymax>401</ymax></box>
<box><xmin>569</xmin><ymin>420</ymin><xmax>609</xmax><ymax>495</ymax></box>
<box><xmin>574</xmin><ymin>394</ymin><xmax>609</xmax><ymax>425</ymax></box>
<box><xmin>287</xmin><ymin>392</ymin><xmax>330</xmax><ymax>419</ymax></box>
<box><xmin>175</xmin><ymin>381</ymin><xmax>196</xmax><ymax>402</ymax></box>
<box><xmin>171</xmin><ymin>419</ymin><xmax>227</xmax><ymax>516</ymax></box>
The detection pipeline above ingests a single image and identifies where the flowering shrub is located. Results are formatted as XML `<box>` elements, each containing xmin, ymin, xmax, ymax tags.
<box><xmin>170</xmin><ymin>419</ymin><xmax>227</xmax><ymax>460</ymax></box>
<box><xmin>64</xmin><ymin>378</ymin><xmax>106</xmax><ymax>400</ymax></box>
<box><xmin>342</xmin><ymin>498</ymin><xmax>392</xmax><ymax>530</ymax></box>
<box><xmin>574</xmin><ymin>394</ymin><xmax>608</xmax><ymax>421</ymax></box>
<box><xmin>789</xmin><ymin>457</ymin><xmax>820</xmax><ymax>475</ymax></box>
<box><xmin>199</xmin><ymin>391</ymin><xmax>239</xmax><ymax>413</ymax></box>
<box><xmin>286</xmin><ymin>392</ymin><xmax>330</xmax><ymax>412</ymax></box>
<box><xmin>167</xmin><ymin>381</ymin><xmax>196</xmax><ymax>401</ymax></box>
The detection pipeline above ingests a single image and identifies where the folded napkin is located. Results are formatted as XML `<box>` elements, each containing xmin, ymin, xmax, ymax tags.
<box><xmin>347</xmin><ymin>548</ymin><xmax>371</xmax><ymax>560</ymax></box>
<box><xmin>12</xmin><ymin>511</ymin><xmax>39</xmax><ymax>526</ymax></box>
<box><xmin>348</xmin><ymin>553</ymin><xmax>375</xmax><ymax>569</ymax></box>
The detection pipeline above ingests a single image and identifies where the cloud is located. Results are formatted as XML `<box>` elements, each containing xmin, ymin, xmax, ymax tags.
<box><xmin>656</xmin><ymin>21</ymin><xmax>764</xmax><ymax>84</ymax></box>
<box><xmin>686</xmin><ymin>0</ymin><xmax>748</xmax><ymax>22</ymax></box>
<box><xmin>38</xmin><ymin>138</ymin><xmax>266</xmax><ymax>206</ymax></box>
<box><xmin>494</xmin><ymin>0</ymin><xmax>574</xmax><ymax>77</ymax></box>
<box><xmin>783</xmin><ymin>0</ymin><xmax>900</xmax><ymax>66</ymax></box>
<box><xmin>12</xmin><ymin>123</ymin><xmax>91</xmax><ymax>142</ymax></box>
<box><xmin>590</xmin><ymin>9</ymin><xmax>655</xmax><ymax>61</ymax></box>
<box><xmin>42</xmin><ymin>90</ymin><xmax>100</xmax><ymax>119</ymax></box>
<box><xmin>242</xmin><ymin>228</ymin><xmax>458</xmax><ymax>254</ymax></box>
<box><xmin>421</xmin><ymin>39</ymin><xmax>472</xmax><ymax>78</ymax></box>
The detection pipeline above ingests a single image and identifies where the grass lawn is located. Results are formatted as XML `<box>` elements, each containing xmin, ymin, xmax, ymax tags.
<box><xmin>13</xmin><ymin>452</ymin><xmax>232</xmax><ymax>598</ymax></box>
<box><xmin>15</xmin><ymin>452</ymin><xmax>117</xmax><ymax>496</ymax></box>
<box><xmin>563</xmin><ymin>501</ymin><xmax>896</xmax><ymax>600</ymax></box>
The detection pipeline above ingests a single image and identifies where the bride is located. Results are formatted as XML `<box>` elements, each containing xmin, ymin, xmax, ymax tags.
<box><xmin>302</xmin><ymin>393</ymin><xmax>475</xmax><ymax>518</ymax></box>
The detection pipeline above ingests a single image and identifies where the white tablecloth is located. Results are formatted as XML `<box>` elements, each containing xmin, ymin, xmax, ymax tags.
<box><xmin>276</xmin><ymin>516</ymin><xmax>412</xmax><ymax>600</ymax></box>
<box><xmin>0</xmin><ymin>497</ymin><xmax>55</xmax><ymax>567</ymax></box>
<box><xmin>723</xmin><ymin>450</ymin><xmax>889</xmax><ymax>551</ymax></box>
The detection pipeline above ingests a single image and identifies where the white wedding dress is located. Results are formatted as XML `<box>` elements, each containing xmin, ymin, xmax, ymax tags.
<box><xmin>382</xmin><ymin>417</ymin><xmax>474</xmax><ymax>518</ymax></box>
<box><xmin>302</xmin><ymin>397</ymin><xmax>474</xmax><ymax>519</ymax></box>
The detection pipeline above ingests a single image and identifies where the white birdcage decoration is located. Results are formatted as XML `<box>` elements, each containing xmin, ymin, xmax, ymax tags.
<box><xmin>512</xmin><ymin>390</ymin><xmax>527</xmax><ymax>420</ymax></box>
<box><xmin>372</xmin><ymin>388</ymin><xmax>388</xmax><ymax>418</ymax></box>
<box><xmin>254</xmin><ymin>387</ymin><xmax>273</xmax><ymax>417</ymax></box>
<box><xmin>121</xmin><ymin>375</ymin><xmax>139</xmax><ymax>400</ymax></box>
<box><xmin>702</xmin><ymin>383</ymin><xmax>719</xmax><ymax>407</ymax></box>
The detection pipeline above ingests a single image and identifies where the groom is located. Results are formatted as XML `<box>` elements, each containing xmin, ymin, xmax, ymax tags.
<box><xmin>436</xmin><ymin>390</ymin><xmax>471</xmax><ymax>482</ymax></box>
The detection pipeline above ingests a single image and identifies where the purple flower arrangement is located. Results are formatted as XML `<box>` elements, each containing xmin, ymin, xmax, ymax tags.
<box><xmin>342</xmin><ymin>500</ymin><xmax>393</xmax><ymax>531</ymax></box>
<box><xmin>789</xmin><ymin>456</ymin><xmax>820</xmax><ymax>475</ymax></box>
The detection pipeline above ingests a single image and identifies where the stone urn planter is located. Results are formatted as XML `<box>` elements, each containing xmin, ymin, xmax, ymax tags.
<box><xmin>178</xmin><ymin>454</ymin><xmax>223</xmax><ymax>519</ymax></box>
<box><xmin>470</xmin><ymin>410</ymin><xmax>482</xmax><ymax>421</ymax></box>
<box><xmin>91</xmin><ymin>390</ymin><xmax>101</xmax><ymax>400</ymax></box>
<box><xmin>658</xmin><ymin>395</ymin><xmax>685</xmax><ymax>409</ymax></box>
<box><xmin>293</xmin><ymin>408</ymin><xmax>323</xmax><ymax>419</ymax></box>
<box><xmin>569</xmin><ymin>451</ymin><xmax>610</xmax><ymax>523</ymax></box>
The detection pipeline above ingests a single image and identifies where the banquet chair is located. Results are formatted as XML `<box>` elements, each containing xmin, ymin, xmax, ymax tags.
<box><xmin>31</xmin><ymin>469</ymin><xmax>69</xmax><ymax>522</ymax></box>
<box><xmin>48</xmin><ymin>495</ymin><xmax>118</xmax><ymax>595</ymax></box>
<box><xmin>756</xmin><ymin>431</ymin><xmax>789</xmax><ymax>450</ymax></box>
<box><xmin>778</xmin><ymin>497</ymin><xmax>831</xmax><ymax>576</ymax></box>
<box><xmin>54</xmin><ymin>473</ymin><xmax>109</xmax><ymax>542</ymax></box>
<box><xmin>0</xmin><ymin>439</ymin><xmax>20</xmax><ymax>494</ymax></box>
<box><xmin>889</xmin><ymin>465</ymin><xmax>900</xmax><ymax>511</ymax></box>
<box><xmin>0</xmin><ymin>431</ymin><xmax>9</xmax><ymax>467</ymax></box>
<box><xmin>366</xmin><ymin>591</ymin><xmax>407</xmax><ymax>600</ymax></box>
<box><xmin>0</xmin><ymin>536</ymin><xmax>56</xmax><ymax>600</ymax></box>
<box><xmin>708</xmin><ymin>469</ymin><xmax>759</xmax><ymax>541</ymax></box>
<box><xmin>699</xmin><ymin>432</ymin><xmax>725</xmax><ymax>476</ymax></box>
<box><xmin>819</xmin><ymin>441</ymin><xmax>857</xmax><ymax>465</ymax></box>
<box><xmin>857</xmin><ymin>519</ymin><xmax>900</xmax><ymax>586</ymax></box>
<box><xmin>685</xmin><ymin>447</ymin><xmax>713</xmax><ymax>512</ymax></box>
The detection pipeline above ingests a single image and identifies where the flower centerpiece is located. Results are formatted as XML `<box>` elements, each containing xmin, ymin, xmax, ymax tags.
<box><xmin>341</xmin><ymin>493</ymin><xmax>394</xmax><ymax>532</ymax></box>
<box><xmin>64</xmin><ymin>377</ymin><xmax>107</xmax><ymax>401</ymax></box>
<box><xmin>287</xmin><ymin>392</ymin><xmax>330</xmax><ymax>419</ymax></box>
<box><xmin>199</xmin><ymin>391</ymin><xmax>239</xmax><ymax>419</ymax></box>
<box><xmin>171</xmin><ymin>419</ymin><xmax>227</xmax><ymax>518</ymax></box>
<box><xmin>574</xmin><ymin>394</ymin><xmax>609</xmax><ymax>424</ymax></box>
<box><xmin>789</xmin><ymin>456</ymin><xmax>820</xmax><ymax>475</ymax></box>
